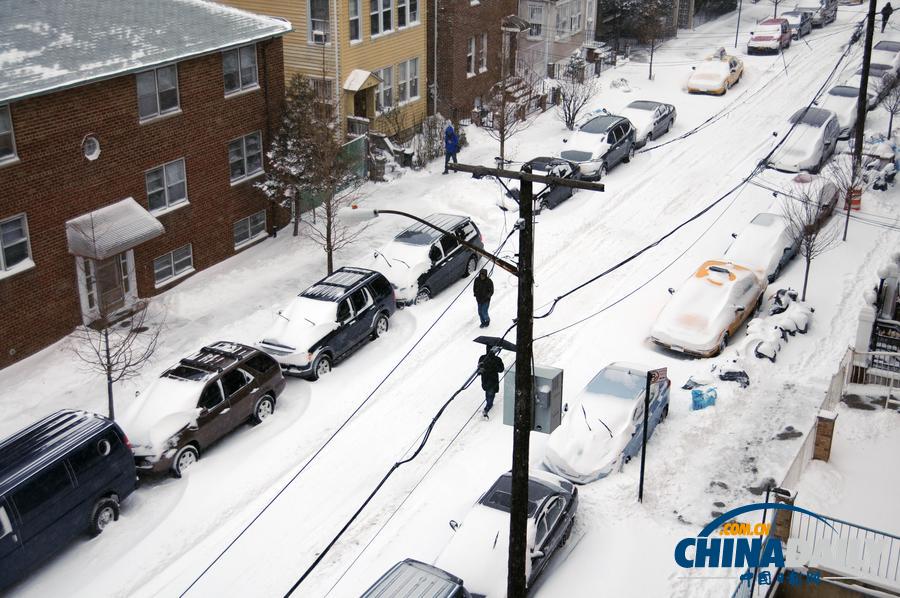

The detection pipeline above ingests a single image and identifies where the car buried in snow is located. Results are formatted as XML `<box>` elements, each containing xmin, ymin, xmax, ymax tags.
<box><xmin>618</xmin><ymin>100</ymin><xmax>677</xmax><ymax>147</ymax></box>
<box><xmin>872</xmin><ymin>40</ymin><xmax>900</xmax><ymax>75</ymax></box>
<box><xmin>257</xmin><ymin>267</ymin><xmax>396</xmax><ymax>379</ymax></box>
<box><xmin>724</xmin><ymin>213</ymin><xmax>799</xmax><ymax>283</ymax></box>
<box><xmin>123</xmin><ymin>342</ymin><xmax>286</xmax><ymax>477</ymax></box>
<box><xmin>747</xmin><ymin>18</ymin><xmax>792</xmax><ymax>54</ymax></box>
<box><xmin>649</xmin><ymin>260</ymin><xmax>766</xmax><ymax>357</ymax></box>
<box><xmin>560</xmin><ymin>113</ymin><xmax>636</xmax><ymax>180</ymax></box>
<box><xmin>843</xmin><ymin>64</ymin><xmax>897</xmax><ymax>106</ymax></box>
<box><xmin>822</xmin><ymin>85</ymin><xmax>864</xmax><ymax>138</ymax></box>
<box><xmin>368</xmin><ymin>213</ymin><xmax>483</xmax><ymax>306</ymax></box>
<box><xmin>543</xmin><ymin>363</ymin><xmax>670</xmax><ymax>484</ymax></box>
<box><xmin>435</xmin><ymin>470</ymin><xmax>577</xmax><ymax>598</ymax></box>
<box><xmin>767</xmin><ymin>107</ymin><xmax>841</xmax><ymax>173</ymax></box>
<box><xmin>502</xmin><ymin>156</ymin><xmax>581</xmax><ymax>212</ymax></box>
<box><xmin>687</xmin><ymin>49</ymin><xmax>743</xmax><ymax>95</ymax></box>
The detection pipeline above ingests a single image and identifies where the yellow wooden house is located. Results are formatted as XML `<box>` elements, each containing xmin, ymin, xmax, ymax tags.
<box><xmin>221</xmin><ymin>0</ymin><xmax>427</xmax><ymax>137</ymax></box>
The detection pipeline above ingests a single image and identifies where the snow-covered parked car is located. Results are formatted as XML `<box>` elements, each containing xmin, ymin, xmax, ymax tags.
<box><xmin>435</xmin><ymin>470</ymin><xmax>577</xmax><ymax>597</ymax></box>
<box><xmin>503</xmin><ymin>157</ymin><xmax>581</xmax><ymax>212</ymax></box>
<box><xmin>788</xmin><ymin>172</ymin><xmax>840</xmax><ymax>229</ymax></box>
<box><xmin>796</xmin><ymin>0</ymin><xmax>837</xmax><ymax>27</ymax></box>
<box><xmin>822</xmin><ymin>85</ymin><xmax>863</xmax><ymax>138</ymax></box>
<box><xmin>543</xmin><ymin>363</ymin><xmax>670</xmax><ymax>484</ymax></box>
<box><xmin>368</xmin><ymin>213</ymin><xmax>483</xmax><ymax>305</ymax></box>
<box><xmin>649</xmin><ymin>260</ymin><xmax>766</xmax><ymax>357</ymax></box>
<box><xmin>748</xmin><ymin>18</ymin><xmax>792</xmax><ymax>54</ymax></box>
<box><xmin>844</xmin><ymin>64</ymin><xmax>896</xmax><ymax>105</ymax></box>
<box><xmin>724</xmin><ymin>213</ymin><xmax>799</xmax><ymax>283</ymax></box>
<box><xmin>782</xmin><ymin>11</ymin><xmax>812</xmax><ymax>39</ymax></box>
<box><xmin>767</xmin><ymin>107</ymin><xmax>841</xmax><ymax>173</ymax></box>
<box><xmin>687</xmin><ymin>51</ymin><xmax>743</xmax><ymax>95</ymax></box>
<box><xmin>872</xmin><ymin>40</ymin><xmax>900</xmax><ymax>75</ymax></box>
<box><xmin>361</xmin><ymin>559</ymin><xmax>471</xmax><ymax>598</ymax></box>
<box><xmin>258</xmin><ymin>267</ymin><xmax>396</xmax><ymax>379</ymax></box>
<box><xmin>123</xmin><ymin>342</ymin><xmax>286</xmax><ymax>477</ymax></box>
<box><xmin>618</xmin><ymin>100</ymin><xmax>677</xmax><ymax>147</ymax></box>
<box><xmin>560</xmin><ymin>113</ymin><xmax>635</xmax><ymax>180</ymax></box>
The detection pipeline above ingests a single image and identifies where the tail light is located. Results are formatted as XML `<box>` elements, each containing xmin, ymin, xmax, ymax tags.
<box><xmin>123</xmin><ymin>434</ymin><xmax>133</xmax><ymax>450</ymax></box>
<box><xmin>480</xmin><ymin>233</ymin><xmax>485</xmax><ymax>244</ymax></box>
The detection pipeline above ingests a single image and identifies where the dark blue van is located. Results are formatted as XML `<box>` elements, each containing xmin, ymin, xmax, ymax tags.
<box><xmin>0</xmin><ymin>410</ymin><xmax>137</xmax><ymax>590</ymax></box>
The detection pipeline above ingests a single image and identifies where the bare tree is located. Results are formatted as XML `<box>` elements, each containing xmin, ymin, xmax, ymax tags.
<box><xmin>883</xmin><ymin>84</ymin><xmax>900</xmax><ymax>137</ymax></box>
<box><xmin>784</xmin><ymin>181</ymin><xmax>841</xmax><ymax>301</ymax></box>
<box><xmin>379</xmin><ymin>105</ymin><xmax>407</xmax><ymax>142</ymax></box>
<box><xmin>556</xmin><ymin>58</ymin><xmax>601</xmax><ymax>130</ymax></box>
<box><xmin>302</xmin><ymin>125</ymin><xmax>368</xmax><ymax>274</ymax></box>
<box><xmin>68</xmin><ymin>218</ymin><xmax>162</xmax><ymax>420</ymax></box>
<box><xmin>827</xmin><ymin>155</ymin><xmax>864</xmax><ymax>212</ymax></box>
<box><xmin>483</xmin><ymin>79</ymin><xmax>535</xmax><ymax>164</ymax></box>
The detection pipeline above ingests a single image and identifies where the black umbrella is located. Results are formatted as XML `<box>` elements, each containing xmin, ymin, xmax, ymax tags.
<box><xmin>473</xmin><ymin>336</ymin><xmax>517</xmax><ymax>352</ymax></box>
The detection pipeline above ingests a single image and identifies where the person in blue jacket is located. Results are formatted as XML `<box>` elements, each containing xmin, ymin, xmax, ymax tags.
<box><xmin>443</xmin><ymin>123</ymin><xmax>459</xmax><ymax>174</ymax></box>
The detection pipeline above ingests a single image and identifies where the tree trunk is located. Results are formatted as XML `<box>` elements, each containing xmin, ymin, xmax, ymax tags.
<box><xmin>292</xmin><ymin>196</ymin><xmax>301</xmax><ymax>236</ymax></box>
<box><xmin>326</xmin><ymin>194</ymin><xmax>334</xmax><ymax>275</ymax></box>
<box><xmin>801</xmin><ymin>255</ymin><xmax>812</xmax><ymax>302</ymax></box>
<box><xmin>889</xmin><ymin>111</ymin><xmax>895</xmax><ymax>138</ymax></box>
<box><xmin>105</xmin><ymin>327</ymin><xmax>115</xmax><ymax>420</ymax></box>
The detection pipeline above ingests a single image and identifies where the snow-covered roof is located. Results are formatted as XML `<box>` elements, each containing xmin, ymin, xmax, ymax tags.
<box><xmin>66</xmin><ymin>197</ymin><xmax>165</xmax><ymax>260</ymax></box>
<box><xmin>394</xmin><ymin>214</ymin><xmax>470</xmax><ymax>245</ymax></box>
<box><xmin>0</xmin><ymin>0</ymin><xmax>292</xmax><ymax>104</ymax></box>
<box><xmin>343</xmin><ymin>69</ymin><xmax>381</xmax><ymax>92</ymax></box>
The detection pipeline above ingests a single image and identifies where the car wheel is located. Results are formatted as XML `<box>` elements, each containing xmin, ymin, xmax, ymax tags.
<box><xmin>171</xmin><ymin>444</ymin><xmax>199</xmax><ymax>478</ymax></box>
<box><xmin>645</xmin><ymin>133</ymin><xmax>653</xmax><ymax>147</ymax></box>
<box><xmin>772</xmin><ymin>264</ymin><xmax>782</xmax><ymax>282</ymax></box>
<box><xmin>251</xmin><ymin>394</ymin><xmax>275</xmax><ymax>425</ymax></box>
<box><xmin>415</xmin><ymin>287</ymin><xmax>431</xmax><ymax>304</ymax></box>
<box><xmin>561</xmin><ymin>518</ymin><xmax>574</xmax><ymax>546</ymax></box>
<box><xmin>662</xmin><ymin>404</ymin><xmax>669</xmax><ymax>420</ymax></box>
<box><xmin>371</xmin><ymin>313</ymin><xmax>389</xmax><ymax>339</ymax></box>
<box><xmin>666</xmin><ymin>119</ymin><xmax>672</xmax><ymax>133</ymax></box>
<box><xmin>89</xmin><ymin>496</ymin><xmax>119</xmax><ymax>536</ymax></box>
<box><xmin>539</xmin><ymin>198</ymin><xmax>550</xmax><ymax>212</ymax></box>
<box><xmin>464</xmin><ymin>254</ymin><xmax>478</xmax><ymax>277</ymax></box>
<box><xmin>623</xmin><ymin>145</ymin><xmax>635</xmax><ymax>163</ymax></box>
<box><xmin>718</xmin><ymin>333</ymin><xmax>730</xmax><ymax>355</ymax></box>
<box><xmin>598</xmin><ymin>163</ymin><xmax>608</xmax><ymax>179</ymax></box>
<box><xmin>310</xmin><ymin>354</ymin><xmax>332</xmax><ymax>381</ymax></box>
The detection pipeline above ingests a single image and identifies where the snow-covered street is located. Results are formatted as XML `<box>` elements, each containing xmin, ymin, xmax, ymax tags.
<box><xmin>3</xmin><ymin>3</ymin><xmax>900</xmax><ymax>597</ymax></box>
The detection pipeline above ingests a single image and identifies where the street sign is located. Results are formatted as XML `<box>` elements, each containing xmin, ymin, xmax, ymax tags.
<box><xmin>648</xmin><ymin>367</ymin><xmax>667</xmax><ymax>384</ymax></box>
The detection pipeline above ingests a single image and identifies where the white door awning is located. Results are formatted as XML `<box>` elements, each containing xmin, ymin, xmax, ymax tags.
<box><xmin>66</xmin><ymin>197</ymin><xmax>165</xmax><ymax>260</ymax></box>
<box><xmin>343</xmin><ymin>69</ymin><xmax>382</xmax><ymax>92</ymax></box>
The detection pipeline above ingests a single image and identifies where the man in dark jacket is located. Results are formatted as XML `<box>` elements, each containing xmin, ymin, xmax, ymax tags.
<box><xmin>883</xmin><ymin>2</ymin><xmax>893</xmax><ymax>32</ymax></box>
<box><xmin>473</xmin><ymin>268</ymin><xmax>494</xmax><ymax>327</ymax></box>
<box><xmin>443</xmin><ymin>124</ymin><xmax>459</xmax><ymax>174</ymax></box>
<box><xmin>478</xmin><ymin>347</ymin><xmax>504</xmax><ymax>417</ymax></box>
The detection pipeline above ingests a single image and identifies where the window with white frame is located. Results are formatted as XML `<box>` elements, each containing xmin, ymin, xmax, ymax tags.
<box><xmin>370</xmin><ymin>0</ymin><xmax>391</xmax><ymax>36</ymax></box>
<box><xmin>570</xmin><ymin>0</ymin><xmax>583</xmax><ymax>32</ymax></box>
<box><xmin>233</xmin><ymin>211</ymin><xmax>267</xmax><ymax>248</ymax></box>
<box><xmin>146</xmin><ymin>158</ymin><xmax>187</xmax><ymax>212</ymax></box>
<box><xmin>153</xmin><ymin>244</ymin><xmax>193</xmax><ymax>285</ymax></box>
<box><xmin>466</xmin><ymin>38</ymin><xmax>475</xmax><ymax>75</ymax></box>
<box><xmin>479</xmin><ymin>33</ymin><xmax>487</xmax><ymax>72</ymax></box>
<box><xmin>397</xmin><ymin>0</ymin><xmax>407</xmax><ymax>27</ymax></box>
<box><xmin>309</xmin><ymin>0</ymin><xmax>330</xmax><ymax>42</ymax></box>
<box><xmin>528</xmin><ymin>4</ymin><xmax>543</xmax><ymax>38</ymax></box>
<box><xmin>228</xmin><ymin>132</ymin><xmax>263</xmax><ymax>182</ymax></box>
<box><xmin>136</xmin><ymin>65</ymin><xmax>179</xmax><ymax>120</ymax></box>
<box><xmin>0</xmin><ymin>104</ymin><xmax>15</xmax><ymax>162</ymax></box>
<box><xmin>0</xmin><ymin>214</ymin><xmax>31</xmax><ymax>272</ymax></box>
<box><xmin>397</xmin><ymin>58</ymin><xmax>419</xmax><ymax>103</ymax></box>
<box><xmin>349</xmin><ymin>0</ymin><xmax>361</xmax><ymax>40</ymax></box>
<box><xmin>409</xmin><ymin>0</ymin><xmax>418</xmax><ymax>23</ymax></box>
<box><xmin>375</xmin><ymin>66</ymin><xmax>393</xmax><ymax>112</ymax></box>
<box><xmin>223</xmin><ymin>44</ymin><xmax>259</xmax><ymax>94</ymax></box>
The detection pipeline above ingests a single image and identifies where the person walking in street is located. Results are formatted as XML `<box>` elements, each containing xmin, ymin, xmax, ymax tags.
<box><xmin>478</xmin><ymin>347</ymin><xmax>504</xmax><ymax>418</ymax></box>
<box><xmin>443</xmin><ymin>123</ymin><xmax>459</xmax><ymax>174</ymax></box>
<box><xmin>473</xmin><ymin>268</ymin><xmax>493</xmax><ymax>327</ymax></box>
<box><xmin>883</xmin><ymin>2</ymin><xmax>893</xmax><ymax>32</ymax></box>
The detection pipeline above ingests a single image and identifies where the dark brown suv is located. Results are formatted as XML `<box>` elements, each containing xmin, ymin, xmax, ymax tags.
<box><xmin>122</xmin><ymin>342</ymin><xmax>286</xmax><ymax>477</ymax></box>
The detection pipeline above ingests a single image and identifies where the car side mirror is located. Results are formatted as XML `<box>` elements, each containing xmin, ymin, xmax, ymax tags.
<box><xmin>563</xmin><ymin>138</ymin><xmax>568</xmax><ymax>143</ymax></box>
<box><xmin>531</xmin><ymin>550</ymin><xmax>545</xmax><ymax>559</ymax></box>
<box><xmin>731</xmin><ymin>68</ymin><xmax>736</xmax><ymax>73</ymax></box>
<box><xmin>135</xmin><ymin>390</ymin><xmax>141</xmax><ymax>398</ymax></box>
<box><xmin>750</xmin><ymin>31</ymin><xmax>754</xmax><ymax>35</ymax></box>
<box><xmin>735</xmin><ymin>305</ymin><xmax>745</xmax><ymax>313</ymax></box>
<box><xmin>731</xmin><ymin>232</ymin><xmax>738</xmax><ymax>238</ymax></box>
<box><xmin>691</xmin><ymin>66</ymin><xmax>696</xmax><ymax>70</ymax></box>
<box><xmin>449</xmin><ymin>520</ymin><xmax>459</xmax><ymax>531</ymax></box>
<box><xmin>668</xmin><ymin>287</ymin><xmax>675</xmax><ymax>295</ymax></box>
<box><xmin>563</xmin><ymin>402</ymin><xmax>569</xmax><ymax>413</ymax></box>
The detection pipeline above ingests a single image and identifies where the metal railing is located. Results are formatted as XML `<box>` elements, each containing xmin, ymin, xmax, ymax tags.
<box><xmin>871</xmin><ymin>320</ymin><xmax>900</xmax><ymax>373</ymax></box>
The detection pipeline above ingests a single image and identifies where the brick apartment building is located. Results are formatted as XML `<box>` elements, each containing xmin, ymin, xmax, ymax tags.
<box><xmin>0</xmin><ymin>0</ymin><xmax>291</xmax><ymax>368</ymax></box>
<box><xmin>427</xmin><ymin>0</ymin><xmax>519</xmax><ymax>122</ymax></box>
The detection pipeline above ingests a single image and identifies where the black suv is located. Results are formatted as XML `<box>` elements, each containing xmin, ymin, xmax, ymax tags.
<box><xmin>560</xmin><ymin>113</ymin><xmax>636</xmax><ymax>180</ymax></box>
<box><xmin>258</xmin><ymin>267</ymin><xmax>396</xmax><ymax>379</ymax></box>
<box><xmin>372</xmin><ymin>214</ymin><xmax>483</xmax><ymax>306</ymax></box>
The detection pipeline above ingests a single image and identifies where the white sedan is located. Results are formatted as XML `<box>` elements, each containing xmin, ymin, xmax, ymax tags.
<box><xmin>821</xmin><ymin>85</ymin><xmax>862</xmax><ymax>138</ymax></box>
<box><xmin>872</xmin><ymin>40</ymin><xmax>900</xmax><ymax>75</ymax></box>
<box><xmin>649</xmin><ymin>260</ymin><xmax>766</xmax><ymax>357</ymax></box>
<box><xmin>724</xmin><ymin>213</ymin><xmax>798</xmax><ymax>283</ymax></box>
<box><xmin>543</xmin><ymin>363</ymin><xmax>670</xmax><ymax>484</ymax></box>
<box><xmin>767</xmin><ymin>107</ymin><xmax>841</xmax><ymax>173</ymax></box>
<box><xmin>618</xmin><ymin>100</ymin><xmax>677</xmax><ymax>147</ymax></box>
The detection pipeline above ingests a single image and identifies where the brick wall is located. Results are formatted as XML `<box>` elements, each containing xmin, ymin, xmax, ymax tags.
<box><xmin>427</xmin><ymin>0</ymin><xmax>518</xmax><ymax>122</ymax></box>
<box><xmin>0</xmin><ymin>38</ymin><xmax>288</xmax><ymax>369</ymax></box>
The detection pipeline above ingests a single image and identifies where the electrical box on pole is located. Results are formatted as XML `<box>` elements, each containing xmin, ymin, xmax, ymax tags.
<box><xmin>502</xmin><ymin>365</ymin><xmax>564</xmax><ymax>434</ymax></box>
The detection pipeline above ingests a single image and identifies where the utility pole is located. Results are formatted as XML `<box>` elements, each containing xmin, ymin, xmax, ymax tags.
<box><xmin>847</xmin><ymin>0</ymin><xmax>877</xmax><ymax>242</ymax></box>
<box><xmin>446</xmin><ymin>162</ymin><xmax>603</xmax><ymax>596</ymax></box>
<box><xmin>735</xmin><ymin>0</ymin><xmax>743</xmax><ymax>49</ymax></box>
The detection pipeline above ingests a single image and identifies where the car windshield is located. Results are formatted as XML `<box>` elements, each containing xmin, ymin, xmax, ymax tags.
<box><xmin>751</xmin><ymin>213</ymin><xmax>782</xmax><ymax>226</ymax></box>
<box><xmin>756</xmin><ymin>24</ymin><xmax>782</xmax><ymax>35</ymax></box>
<box><xmin>829</xmin><ymin>85</ymin><xmax>858</xmax><ymax>98</ymax></box>
<box><xmin>586</xmin><ymin>366</ymin><xmax>644</xmax><ymax>398</ymax></box>
<box><xmin>697</xmin><ymin>62</ymin><xmax>727</xmax><ymax>76</ymax></box>
<box><xmin>782</xmin><ymin>12</ymin><xmax>802</xmax><ymax>23</ymax></box>
<box><xmin>560</xmin><ymin>149</ymin><xmax>593</xmax><ymax>162</ymax></box>
<box><xmin>788</xmin><ymin>107</ymin><xmax>831</xmax><ymax>127</ymax></box>
<box><xmin>164</xmin><ymin>365</ymin><xmax>208</xmax><ymax>381</ymax></box>
<box><xmin>479</xmin><ymin>475</ymin><xmax>554</xmax><ymax>516</ymax></box>
<box><xmin>579</xmin><ymin>115</ymin><xmax>618</xmax><ymax>134</ymax></box>
<box><xmin>875</xmin><ymin>40</ymin><xmax>900</xmax><ymax>53</ymax></box>
<box><xmin>626</xmin><ymin>100</ymin><xmax>659</xmax><ymax>111</ymax></box>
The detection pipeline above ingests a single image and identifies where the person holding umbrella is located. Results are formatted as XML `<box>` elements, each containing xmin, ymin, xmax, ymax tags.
<box><xmin>478</xmin><ymin>346</ymin><xmax>504</xmax><ymax>418</ymax></box>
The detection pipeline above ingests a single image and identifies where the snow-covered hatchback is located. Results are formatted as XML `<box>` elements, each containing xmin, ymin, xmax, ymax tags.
<box><xmin>123</xmin><ymin>342</ymin><xmax>286</xmax><ymax>477</ymax></box>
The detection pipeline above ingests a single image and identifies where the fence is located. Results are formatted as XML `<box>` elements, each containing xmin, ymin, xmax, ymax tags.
<box><xmin>871</xmin><ymin>320</ymin><xmax>900</xmax><ymax>373</ymax></box>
